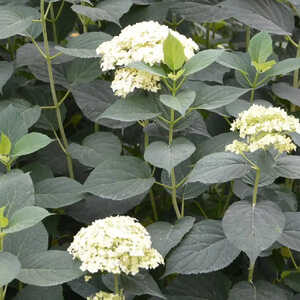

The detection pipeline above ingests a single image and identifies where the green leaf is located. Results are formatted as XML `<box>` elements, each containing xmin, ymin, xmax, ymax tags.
<box><xmin>228</xmin><ymin>280</ymin><xmax>288</xmax><ymax>300</ymax></box>
<box><xmin>147</xmin><ymin>217</ymin><xmax>195</xmax><ymax>258</ymax></box>
<box><xmin>217</xmin><ymin>51</ymin><xmax>249</xmax><ymax>74</ymax></box>
<box><xmin>12</xmin><ymin>133</ymin><xmax>53</xmax><ymax>157</ymax></box>
<box><xmin>184</xmin><ymin>49</ymin><xmax>224</xmax><ymax>76</ymax></box>
<box><xmin>14</xmin><ymin>286</ymin><xmax>64</xmax><ymax>300</ymax></box>
<box><xmin>223</xmin><ymin>200</ymin><xmax>285</xmax><ymax>264</ymax></box>
<box><xmin>144</xmin><ymin>137</ymin><xmax>196</xmax><ymax>174</ymax></box>
<box><xmin>99</xmin><ymin>94</ymin><xmax>161</xmax><ymax>122</ymax></box>
<box><xmin>0</xmin><ymin>206</ymin><xmax>8</xmax><ymax>228</ymax></box>
<box><xmin>17</xmin><ymin>250</ymin><xmax>83</xmax><ymax>286</ymax></box>
<box><xmin>248</xmin><ymin>32</ymin><xmax>273</xmax><ymax>64</ymax></box>
<box><xmin>278</xmin><ymin>212</ymin><xmax>300</xmax><ymax>252</ymax></box>
<box><xmin>272</xmin><ymin>82</ymin><xmax>300</xmax><ymax>107</ymax></box>
<box><xmin>84</xmin><ymin>156</ymin><xmax>155</xmax><ymax>200</ymax></box>
<box><xmin>188</xmin><ymin>152</ymin><xmax>249</xmax><ymax>184</ymax></box>
<box><xmin>164</xmin><ymin>220</ymin><xmax>240</xmax><ymax>276</ymax></box>
<box><xmin>0</xmin><ymin>132</ymin><xmax>11</xmax><ymax>156</ymax></box>
<box><xmin>128</xmin><ymin>61</ymin><xmax>167</xmax><ymax>77</ymax></box>
<box><xmin>0</xmin><ymin>252</ymin><xmax>21</xmax><ymax>286</ymax></box>
<box><xmin>3</xmin><ymin>206</ymin><xmax>51</xmax><ymax>234</ymax></box>
<box><xmin>192</xmin><ymin>84</ymin><xmax>249</xmax><ymax>110</ymax></box>
<box><xmin>0</xmin><ymin>61</ymin><xmax>14</xmax><ymax>94</ymax></box>
<box><xmin>283</xmin><ymin>272</ymin><xmax>300</xmax><ymax>293</ymax></box>
<box><xmin>35</xmin><ymin>177</ymin><xmax>83</xmax><ymax>209</ymax></box>
<box><xmin>0</xmin><ymin>171</ymin><xmax>34</xmax><ymax>218</ymax></box>
<box><xmin>165</xmin><ymin>273</ymin><xmax>231</xmax><ymax>300</ymax></box>
<box><xmin>159</xmin><ymin>91</ymin><xmax>195</xmax><ymax>115</ymax></box>
<box><xmin>0</xmin><ymin>105</ymin><xmax>27</xmax><ymax>144</ymax></box>
<box><xmin>265</xmin><ymin>58</ymin><xmax>300</xmax><ymax>77</ymax></box>
<box><xmin>4</xmin><ymin>223</ymin><xmax>48</xmax><ymax>261</ymax></box>
<box><xmin>163</xmin><ymin>33</ymin><xmax>186</xmax><ymax>71</ymax></box>
<box><xmin>68</xmin><ymin>132</ymin><xmax>121</xmax><ymax>168</ymax></box>
<box><xmin>0</xmin><ymin>8</ymin><xmax>33</xmax><ymax>39</ymax></box>
<box><xmin>275</xmin><ymin>156</ymin><xmax>300</xmax><ymax>179</ymax></box>
<box><xmin>55</xmin><ymin>32</ymin><xmax>112</xmax><ymax>58</ymax></box>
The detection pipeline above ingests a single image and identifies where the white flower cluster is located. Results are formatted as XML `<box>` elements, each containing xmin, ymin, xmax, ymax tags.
<box><xmin>226</xmin><ymin>104</ymin><xmax>300</xmax><ymax>154</ymax></box>
<box><xmin>96</xmin><ymin>21</ymin><xmax>198</xmax><ymax>97</ymax></box>
<box><xmin>87</xmin><ymin>291</ymin><xmax>124</xmax><ymax>300</ymax></box>
<box><xmin>68</xmin><ymin>216</ymin><xmax>164</xmax><ymax>275</ymax></box>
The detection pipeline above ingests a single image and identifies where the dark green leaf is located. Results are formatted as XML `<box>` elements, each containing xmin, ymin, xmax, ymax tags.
<box><xmin>14</xmin><ymin>286</ymin><xmax>64</xmax><ymax>300</ymax></box>
<box><xmin>0</xmin><ymin>61</ymin><xmax>14</xmax><ymax>94</ymax></box>
<box><xmin>275</xmin><ymin>156</ymin><xmax>300</xmax><ymax>179</ymax></box>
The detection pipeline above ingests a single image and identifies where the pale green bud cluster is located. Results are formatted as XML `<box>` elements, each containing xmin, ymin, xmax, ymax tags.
<box><xmin>226</xmin><ymin>105</ymin><xmax>300</xmax><ymax>154</ymax></box>
<box><xmin>87</xmin><ymin>291</ymin><xmax>124</xmax><ymax>300</ymax></box>
<box><xmin>68</xmin><ymin>216</ymin><xmax>164</xmax><ymax>275</ymax></box>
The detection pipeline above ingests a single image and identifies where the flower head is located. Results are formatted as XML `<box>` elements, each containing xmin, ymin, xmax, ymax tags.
<box><xmin>68</xmin><ymin>216</ymin><xmax>164</xmax><ymax>275</ymax></box>
<box><xmin>226</xmin><ymin>104</ymin><xmax>300</xmax><ymax>154</ymax></box>
<box><xmin>96</xmin><ymin>21</ymin><xmax>198</xmax><ymax>97</ymax></box>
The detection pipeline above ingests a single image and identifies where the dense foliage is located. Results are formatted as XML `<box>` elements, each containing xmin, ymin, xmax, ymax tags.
<box><xmin>2</xmin><ymin>0</ymin><xmax>300</xmax><ymax>299</ymax></box>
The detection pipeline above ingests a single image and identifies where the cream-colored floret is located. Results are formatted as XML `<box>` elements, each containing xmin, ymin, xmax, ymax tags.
<box><xmin>68</xmin><ymin>216</ymin><xmax>164</xmax><ymax>275</ymax></box>
<box><xmin>87</xmin><ymin>291</ymin><xmax>124</xmax><ymax>300</ymax></box>
<box><xmin>111</xmin><ymin>68</ymin><xmax>161</xmax><ymax>98</ymax></box>
<box><xmin>226</xmin><ymin>105</ymin><xmax>300</xmax><ymax>154</ymax></box>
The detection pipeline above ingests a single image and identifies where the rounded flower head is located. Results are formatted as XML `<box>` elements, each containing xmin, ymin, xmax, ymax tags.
<box><xmin>87</xmin><ymin>291</ymin><xmax>124</xmax><ymax>300</ymax></box>
<box><xmin>68</xmin><ymin>216</ymin><xmax>164</xmax><ymax>275</ymax></box>
<box><xmin>96</xmin><ymin>21</ymin><xmax>198</xmax><ymax>97</ymax></box>
<box><xmin>226</xmin><ymin>104</ymin><xmax>300</xmax><ymax>154</ymax></box>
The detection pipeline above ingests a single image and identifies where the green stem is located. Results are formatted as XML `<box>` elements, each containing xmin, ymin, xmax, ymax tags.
<box><xmin>206</xmin><ymin>23</ymin><xmax>210</xmax><ymax>48</ymax></box>
<box><xmin>248</xmin><ymin>264</ymin><xmax>255</xmax><ymax>284</ymax></box>
<box><xmin>94</xmin><ymin>123</ymin><xmax>100</xmax><ymax>132</ymax></box>
<box><xmin>250</xmin><ymin>72</ymin><xmax>259</xmax><ymax>103</ymax></box>
<box><xmin>288</xmin><ymin>248</ymin><xmax>298</xmax><ymax>269</ymax></box>
<box><xmin>252</xmin><ymin>167</ymin><xmax>260</xmax><ymax>207</ymax></box>
<box><xmin>50</xmin><ymin>4</ymin><xmax>58</xmax><ymax>44</ymax></box>
<box><xmin>168</xmin><ymin>109</ymin><xmax>175</xmax><ymax>145</ymax></box>
<box><xmin>291</xmin><ymin>41</ymin><xmax>300</xmax><ymax>112</ymax></box>
<box><xmin>144</xmin><ymin>120</ymin><xmax>158</xmax><ymax>221</ymax></box>
<box><xmin>246</xmin><ymin>27</ymin><xmax>250</xmax><ymax>50</ymax></box>
<box><xmin>114</xmin><ymin>274</ymin><xmax>119</xmax><ymax>295</ymax></box>
<box><xmin>171</xmin><ymin>168</ymin><xmax>181</xmax><ymax>219</ymax></box>
<box><xmin>40</xmin><ymin>0</ymin><xmax>74</xmax><ymax>179</ymax></box>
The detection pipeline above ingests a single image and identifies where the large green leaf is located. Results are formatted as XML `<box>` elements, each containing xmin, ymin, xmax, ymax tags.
<box><xmin>84</xmin><ymin>156</ymin><xmax>154</xmax><ymax>200</ymax></box>
<box><xmin>11</xmin><ymin>133</ymin><xmax>53</xmax><ymax>158</ymax></box>
<box><xmin>147</xmin><ymin>217</ymin><xmax>195</xmax><ymax>258</ymax></box>
<box><xmin>17</xmin><ymin>250</ymin><xmax>83</xmax><ymax>286</ymax></box>
<box><xmin>192</xmin><ymin>84</ymin><xmax>249</xmax><ymax>110</ymax></box>
<box><xmin>128</xmin><ymin>62</ymin><xmax>167</xmax><ymax>77</ymax></box>
<box><xmin>68</xmin><ymin>132</ymin><xmax>121</xmax><ymax>168</ymax></box>
<box><xmin>0</xmin><ymin>252</ymin><xmax>21</xmax><ymax>286</ymax></box>
<box><xmin>99</xmin><ymin>94</ymin><xmax>161</xmax><ymax>122</ymax></box>
<box><xmin>159</xmin><ymin>91</ymin><xmax>195</xmax><ymax>116</ymax></box>
<box><xmin>96</xmin><ymin>0</ymin><xmax>133</xmax><ymax>22</ymax></box>
<box><xmin>0</xmin><ymin>7</ymin><xmax>34</xmax><ymax>39</ymax></box>
<box><xmin>164</xmin><ymin>273</ymin><xmax>230</xmax><ymax>300</ymax></box>
<box><xmin>248</xmin><ymin>32</ymin><xmax>273</xmax><ymax>64</ymax></box>
<box><xmin>265</xmin><ymin>58</ymin><xmax>300</xmax><ymax>77</ymax></box>
<box><xmin>3</xmin><ymin>206</ymin><xmax>51</xmax><ymax>234</ymax></box>
<box><xmin>14</xmin><ymin>286</ymin><xmax>64</xmax><ymax>300</ymax></box>
<box><xmin>274</xmin><ymin>156</ymin><xmax>300</xmax><ymax>179</ymax></box>
<box><xmin>164</xmin><ymin>220</ymin><xmax>240</xmax><ymax>276</ymax></box>
<box><xmin>35</xmin><ymin>177</ymin><xmax>83</xmax><ymax>209</ymax></box>
<box><xmin>188</xmin><ymin>152</ymin><xmax>249</xmax><ymax>184</ymax></box>
<box><xmin>56</xmin><ymin>32</ymin><xmax>111</xmax><ymax>58</ymax></box>
<box><xmin>184</xmin><ymin>50</ymin><xmax>224</xmax><ymax>76</ymax></box>
<box><xmin>272</xmin><ymin>82</ymin><xmax>300</xmax><ymax>107</ymax></box>
<box><xmin>278</xmin><ymin>212</ymin><xmax>300</xmax><ymax>252</ymax></box>
<box><xmin>228</xmin><ymin>281</ymin><xmax>288</xmax><ymax>300</ymax></box>
<box><xmin>223</xmin><ymin>200</ymin><xmax>285</xmax><ymax>264</ymax></box>
<box><xmin>217</xmin><ymin>52</ymin><xmax>249</xmax><ymax>74</ymax></box>
<box><xmin>4</xmin><ymin>223</ymin><xmax>48</xmax><ymax>261</ymax></box>
<box><xmin>0</xmin><ymin>61</ymin><xmax>14</xmax><ymax>94</ymax></box>
<box><xmin>0</xmin><ymin>171</ymin><xmax>34</xmax><ymax>218</ymax></box>
<box><xmin>144</xmin><ymin>137</ymin><xmax>196</xmax><ymax>174</ymax></box>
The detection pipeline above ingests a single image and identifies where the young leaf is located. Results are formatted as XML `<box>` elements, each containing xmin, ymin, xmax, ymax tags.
<box><xmin>248</xmin><ymin>31</ymin><xmax>273</xmax><ymax>64</ymax></box>
<box><xmin>0</xmin><ymin>206</ymin><xmax>8</xmax><ymax>229</ymax></box>
<box><xmin>159</xmin><ymin>90</ymin><xmax>196</xmax><ymax>115</ymax></box>
<box><xmin>128</xmin><ymin>61</ymin><xmax>167</xmax><ymax>77</ymax></box>
<box><xmin>0</xmin><ymin>132</ymin><xmax>11</xmax><ymax>156</ymax></box>
<box><xmin>11</xmin><ymin>133</ymin><xmax>53</xmax><ymax>157</ymax></box>
<box><xmin>144</xmin><ymin>137</ymin><xmax>196</xmax><ymax>175</ymax></box>
<box><xmin>163</xmin><ymin>33</ymin><xmax>186</xmax><ymax>71</ymax></box>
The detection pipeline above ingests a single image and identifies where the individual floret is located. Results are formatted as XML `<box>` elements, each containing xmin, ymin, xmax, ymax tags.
<box><xmin>87</xmin><ymin>291</ymin><xmax>124</xmax><ymax>300</ymax></box>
